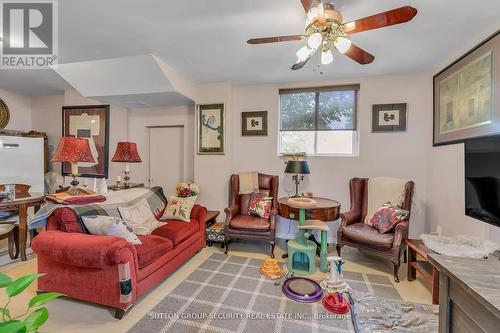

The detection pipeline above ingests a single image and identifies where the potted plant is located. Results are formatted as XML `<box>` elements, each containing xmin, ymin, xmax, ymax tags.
<box><xmin>0</xmin><ymin>273</ymin><xmax>63</xmax><ymax>333</ymax></box>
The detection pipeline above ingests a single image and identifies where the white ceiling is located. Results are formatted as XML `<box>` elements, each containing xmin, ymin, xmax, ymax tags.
<box><xmin>0</xmin><ymin>0</ymin><xmax>499</xmax><ymax>96</ymax></box>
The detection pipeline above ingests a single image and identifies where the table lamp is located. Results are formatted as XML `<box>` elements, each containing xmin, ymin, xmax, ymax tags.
<box><xmin>111</xmin><ymin>142</ymin><xmax>142</xmax><ymax>188</ymax></box>
<box><xmin>51</xmin><ymin>137</ymin><xmax>95</xmax><ymax>195</ymax></box>
<box><xmin>285</xmin><ymin>160</ymin><xmax>310</xmax><ymax>197</ymax></box>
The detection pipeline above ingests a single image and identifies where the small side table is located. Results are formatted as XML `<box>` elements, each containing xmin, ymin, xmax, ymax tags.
<box><xmin>108</xmin><ymin>183</ymin><xmax>144</xmax><ymax>191</ymax></box>
<box><xmin>405</xmin><ymin>239</ymin><xmax>439</xmax><ymax>304</ymax></box>
<box><xmin>205</xmin><ymin>210</ymin><xmax>224</xmax><ymax>248</ymax></box>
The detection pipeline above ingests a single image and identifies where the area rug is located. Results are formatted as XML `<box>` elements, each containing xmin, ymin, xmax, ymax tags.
<box><xmin>128</xmin><ymin>253</ymin><xmax>402</xmax><ymax>333</ymax></box>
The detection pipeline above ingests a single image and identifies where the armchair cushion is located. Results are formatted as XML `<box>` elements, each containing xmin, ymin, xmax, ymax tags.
<box><xmin>368</xmin><ymin>203</ymin><xmax>409</xmax><ymax>233</ymax></box>
<box><xmin>342</xmin><ymin>223</ymin><xmax>394</xmax><ymax>248</ymax></box>
<box><xmin>135</xmin><ymin>235</ymin><xmax>173</xmax><ymax>269</ymax></box>
<box><xmin>229</xmin><ymin>215</ymin><xmax>270</xmax><ymax>232</ymax></box>
<box><xmin>248</xmin><ymin>192</ymin><xmax>273</xmax><ymax>218</ymax></box>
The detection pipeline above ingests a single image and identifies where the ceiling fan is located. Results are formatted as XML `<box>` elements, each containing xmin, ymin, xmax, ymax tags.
<box><xmin>247</xmin><ymin>0</ymin><xmax>418</xmax><ymax>70</ymax></box>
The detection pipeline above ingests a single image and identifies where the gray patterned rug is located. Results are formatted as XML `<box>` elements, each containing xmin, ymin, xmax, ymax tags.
<box><xmin>128</xmin><ymin>253</ymin><xmax>403</xmax><ymax>333</ymax></box>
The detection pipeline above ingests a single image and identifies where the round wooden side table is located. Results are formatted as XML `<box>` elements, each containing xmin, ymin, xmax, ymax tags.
<box><xmin>278</xmin><ymin>197</ymin><xmax>341</xmax><ymax>259</ymax></box>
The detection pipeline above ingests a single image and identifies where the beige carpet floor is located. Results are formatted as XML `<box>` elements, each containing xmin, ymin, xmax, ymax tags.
<box><xmin>0</xmin><ymin>239</ymin><xmax>432</xmax><ymax>333</ymax></box>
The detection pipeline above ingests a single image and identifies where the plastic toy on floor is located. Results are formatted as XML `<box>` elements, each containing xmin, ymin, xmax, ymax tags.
<box><xmin>320</xmin><ymin>256</ymin><xmax>350</xmax><ymax>293</ymax></box>
<box><xmin>259</xmin><ymin>258</ymin><xmax>282</xmax><ymax>279</ymax></box>
<box><xmin>322</xmin><ymin>292</ymin><xmax>350</xmax><ymax>315</ymax></box>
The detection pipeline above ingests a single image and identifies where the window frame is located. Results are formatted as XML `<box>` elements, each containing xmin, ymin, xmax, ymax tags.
<box><xmin>277</xmin><ymin>85</ymin><xmax>360</xmax><ymax>157</ymax></box>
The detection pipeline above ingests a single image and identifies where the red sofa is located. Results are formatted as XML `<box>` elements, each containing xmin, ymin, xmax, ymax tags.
<box><xmin>31</xmin><ymin>204</ymin><xmax>207</xmax><ymax>319</ymax></box>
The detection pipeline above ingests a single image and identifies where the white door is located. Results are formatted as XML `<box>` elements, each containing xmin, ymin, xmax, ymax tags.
<box><xmin>149</xmin><ymin>126</ymin><xmax>184</xmax><ymax>197</ymax></box>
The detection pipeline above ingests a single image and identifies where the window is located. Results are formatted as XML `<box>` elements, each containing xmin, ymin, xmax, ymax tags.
<box><xmin>278</xmin><ymin>85</ymin><xmax>359</xmax><ymax>156</ymax></box>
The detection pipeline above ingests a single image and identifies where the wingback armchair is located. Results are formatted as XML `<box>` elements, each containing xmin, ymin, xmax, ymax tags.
<box><xmin>337</xmin><ymin>177</ymin><xmax>414</xmax><ymax>282</ymax></box>
<box><xmin>224</xmin><ymin>173</ymin><xmax>279</xmax><ymax>258</ymax></box>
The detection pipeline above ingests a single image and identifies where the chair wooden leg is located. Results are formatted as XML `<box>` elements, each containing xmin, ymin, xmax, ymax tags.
<box><xmin>270</xmin><ymin>241</ymin><xmax>275</xmax><ymax>258</ymax></box>
<box><xmin>393</xmin><ymin>260</ymin><xmax>401</xmax><ymax>283</ymax></box>
<box><xmin>336</xmin><ymin>244</ymin><xmax>342</xmax><ymax>256</ymax></box>
<box><xmin>403</xmin><ymin>248</ymin><xmax>407</xmax><ymax>264</ymax></box>
<box><xmin>224</xmin><ymin>238</ymin><xmax>229</xmax><ymax>255</ymax></box>
<box><xmin>7</xmin><ymin>227</ymin><xmax>19</xmax><ymax>260</ymax></box>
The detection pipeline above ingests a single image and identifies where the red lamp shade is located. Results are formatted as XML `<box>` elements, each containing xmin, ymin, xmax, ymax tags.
<box><xmin>111</xmin><ymin>142</ymin><xmax>142</xmax><ymax>163</ymax></box>
<box><xmin>51</xmin><ymin>137</ymin><xmax>95</xmax><ymax>163</ymax></box>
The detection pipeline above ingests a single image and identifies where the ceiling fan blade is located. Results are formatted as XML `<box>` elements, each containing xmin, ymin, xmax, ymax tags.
<box><xmin>291</xmin><ymin>54</ymin><xmax>313</xmax><ymax>70</ymax></box>
<box><xmin>300</xmin><ymin>0</ymin><xmax>315</xmax><ymax>13</ymax></box>
<box><xmin>342</xmin><ymin>6</ymin><xmax>418</xmax><ymax>35</ymax></box>
<box><xmin>317</xmin><ymin>2</ymin><xmax>326</xmax><ymax>27</ymax></box>
<box><xmin>343</xmin><ymin>44</ymin><xmax>375</xmax><ymax>64</ymax></box>
<box><xmin>247</xmin><ymin>35</ymin><xmax>302</xmax><ymax>44</ymax></box>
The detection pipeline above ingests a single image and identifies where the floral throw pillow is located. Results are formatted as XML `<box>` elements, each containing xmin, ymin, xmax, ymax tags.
<box><xmin>247</xmin><ymin>192</ymin><xmax>273</xmax><ymax>219</ymax></box>
<box><xmin>176</xmin><ymin>182</ymin><xmax>199</xmax><ymax>198</ymax></box>
<box><xmin>161</xmin><ymin>196</ymin><xmax>196</xmax><ymax>222</ymax></box>
<box><xmin>367</xmin><ymin>203</ymin><xmax>409</xmax><ymax>234</ymax></box>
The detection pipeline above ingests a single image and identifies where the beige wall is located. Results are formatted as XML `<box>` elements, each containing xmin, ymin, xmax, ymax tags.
<box><xmin>1</xmin><ymin>89</ymin><xmax>32</xmax><ymax>131</ymax></box>
<box><xmin>193</xmin><ymin>74</ymin><xmax>432</xmax><ymax>238</ymax></box>
<box><xmin>127</xmin><ymin>105</ymin><xmax>195</xmax><ymax>189</ymax></box>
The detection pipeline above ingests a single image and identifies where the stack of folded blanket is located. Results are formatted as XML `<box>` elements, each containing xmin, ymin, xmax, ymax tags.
<box><xmin>46</xmin><ymin>190</ymin><xmax>107</xmax><ymax>205</ymax></box>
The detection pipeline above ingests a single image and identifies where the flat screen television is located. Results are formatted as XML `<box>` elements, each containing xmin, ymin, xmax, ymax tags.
<box><xmin>465</xmin><ymin>135</ymin><xmax>500</xmax><ymax>228</ymax></box>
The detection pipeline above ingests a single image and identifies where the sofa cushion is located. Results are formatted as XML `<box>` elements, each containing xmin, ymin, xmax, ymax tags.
<box><xmin>342</xmin><ymin>222</ymin><xmax>394</xmax><ymax>248</ymax></box>
<box><xmin>229</xmin><ymin>215</ymin><xmax>270</xmax><ymax>232</ymax></box>
<box><xmin>135</xmin><ymin>235</ymin><xmax>173</xmax><ymax>269</ymax></box>
<box><xmin>151</xmin><ymin>220</ymin><xmax>199</xmax><ymax>246</ymax></box>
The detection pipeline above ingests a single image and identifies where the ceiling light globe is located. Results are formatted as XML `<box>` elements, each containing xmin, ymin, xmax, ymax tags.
<box><xmin>296</xmin><ymin>45</ymin><xmax>312</xmax><ymax>62</ymax></box>
<box><xmin>307</xmin><ymin>33</ymin><xmax>322</xmax><ymax>50</ymax></box>
<box><xmin>334</xmin><ymin>37</ymin><xmax>352</xmax><ymax>54</ymax></box>
<box><xmin>321</xmin><ymin>49</ymin><xmax>334</xmax><ymax>65</ymax></box>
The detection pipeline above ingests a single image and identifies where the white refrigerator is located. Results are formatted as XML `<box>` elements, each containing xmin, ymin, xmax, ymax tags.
<box><xmin>0</xmin><ymin>135</ymin><xmax>45</xmax><ymax>193</ymax></box>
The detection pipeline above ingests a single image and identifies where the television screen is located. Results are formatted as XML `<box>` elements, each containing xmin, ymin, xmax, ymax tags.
<box><xmin>465</xmin><ymin>135</ymin><xmax>500</xmax><ymax>228</ymax></box>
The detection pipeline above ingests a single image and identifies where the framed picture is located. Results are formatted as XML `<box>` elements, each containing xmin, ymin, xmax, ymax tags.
<box><xmin>433</xmin><ymin>30</ymin><xmax>500</xmax><ymax>146</ymax></box>
<box><xmin>0</xmin><ymin>98</ymin><xmax>9</xmax><ymax>129</ymax></box>
<box><xmin>62</xmin><ymin>105</ymin><xmax>110</xmax><ymax>178</ymax></box>
<box><xmin>197</xmin><ymin>103</ymin><xmax>224</xmax><ymax>154</ymax></box>
<box><xmin>241</xmin><ymin>111</ymin><xmax>268</xmax><ymax>136</ymax></box>
<box><xmin>372</xmin><ymin>103</ymin><xmax>407</xmax><ymax>132</ymax></box>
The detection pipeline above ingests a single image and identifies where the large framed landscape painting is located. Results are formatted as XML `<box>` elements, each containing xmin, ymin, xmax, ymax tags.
<box><xmin>433</xmin><ymin>31</ymin><xmax>500</xmax><ymax>146</ymax></box>
<box><xmin>62</xmin><ymin>105</ymin><xmax>110</xmax><ymax>178</ymax></box>
<box><xmin>197</xmin><ymin>103</ymin><xmax>224</xmax><ymax>154</ymax></box>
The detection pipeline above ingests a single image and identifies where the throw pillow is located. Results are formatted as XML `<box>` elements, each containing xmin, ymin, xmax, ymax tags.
<box><xmin>247</xmin><ymin>192</ymin><xmax>273</xmax><ymax>219</ymax></box>
<box><xmin>82</xmin><ymin>215</ymin><xmax>141</xmax><ymax>245</ymax></box>
<box><xmin>118</xmin><ymin>198</ymin><xmax>165</xmax><ymax>235</ymax></box>
<box><xmin>161</xmin><ymin>196</ymin><xmax>196</xmax><ymax>222</ymax></box>
<box><xmin>365</xmin><ymin>177</ymin><xmax>409</xmax><ymax>224</ymax></box>
<box><xmin>176</xmin><ymin>182</ymin><xmax>199</xmax><ymax>198</ymax></box>
<box><xmin>367</xmin><ymin>203</ymin><xmax>409</xmax><ymax>233</ymax></box>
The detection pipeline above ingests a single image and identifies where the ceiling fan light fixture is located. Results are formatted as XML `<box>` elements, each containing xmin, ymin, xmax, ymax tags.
<box><xmin>334</xmin><ymin>37</ymin><xmax>352</xmax><ymax>54</ymax></box>
<box><xmin>296</xmin><ymin>45</ymin><xmax>312</xmax><ymax>62</ymax></box>
<box><xmin>321</xmin><ymin>49</ymin><xmax>333</xmax><ymax>65</ymax></box>
<box><xmin>307</xmin><ymin>32</ymin><xmax>322</xmax><ymax>49</ymax></box>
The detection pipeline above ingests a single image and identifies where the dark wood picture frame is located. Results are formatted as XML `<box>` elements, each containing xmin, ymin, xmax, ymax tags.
<box><xmin>241</xmin><ymin>111</ymin><xmax>268</xmax><ymax>136</ymax></box>
<box><xmin>62</xmin><ymin>105</ymin><xmax>110</xmax><ymax>178</ymax></box>
<box><xmin>433</xmin><ymin>30</ymin><xmax>500</xmax><ymax>146</ymax></box>
<box><xmin>197</xmin><ymin>103</ymin><xmax>224</xmax><ymax>155</ymax></box>
<box><xmin>372</xmin><ymin>103</ymin><xmax>407</xmax><ymax>132</ymax></box>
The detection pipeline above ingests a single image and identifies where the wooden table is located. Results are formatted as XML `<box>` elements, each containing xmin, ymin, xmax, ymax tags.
<box><xmin>278</xmin><ymin>197</ymin><xmax>341</xmax><ymax>221</ymax></box>
<box><xmin>108</xmin><ymin>183</ymin><xmax>144</xmax><ymax>191</ymax></box>
<box><xmin>405</xmin><ymin>239</ymin><xmax>439</xmax><ymax>304</ymax></box>
<box><xmin>0</xmin><ymin>192</ymin><xmax>45</xmax><ymax>261</ymax></box>
<box><xmin>278</xmin><ymin>197</ymin><xmax>340</xmax><ymax>258</ymax></box>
